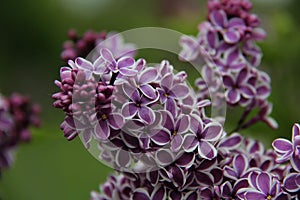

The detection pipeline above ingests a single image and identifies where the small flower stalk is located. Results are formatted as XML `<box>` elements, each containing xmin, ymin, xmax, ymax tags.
<box><xmin>52</xmin><ymin>0</ymin><xmax>300</xmax><ymax>199</ymax></box>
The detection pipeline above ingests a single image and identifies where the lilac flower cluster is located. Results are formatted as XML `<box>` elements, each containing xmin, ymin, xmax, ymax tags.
<box><xmin>0</xmin><ymin>93</ymin><xmax>40</xmax><ymax>175</ymax></box>
<box><xmin>180</xmin><ymin>0</ymin><xmax>277</xmax><ymax>131</ymax></box>
<box><xmin>52</xmin><ymin>1</ymin><xmax>300</xmax><ymax>199</ymax></box>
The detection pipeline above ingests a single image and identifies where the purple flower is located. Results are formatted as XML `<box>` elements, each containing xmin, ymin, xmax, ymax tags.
<box><xmin>183</xmin><ymin>115</ymin><xmax>222</xmax><ymax>160</ymax></box>
<box><xmin>223</xmin><ymin>154</ymin><xmax>250</xmax><ymax>180</ymax></box>
<box><xmin>209</xmin><ymin>9</ymin><xmax>246</xmax><ymax>44</ymax></box>
<box><xmin>125</xmin><ymin>67</ymin><xmax>158</xmax><ymax>99</ymax></box>
<box><xmin>100</xmin><ymin>48</ymin><xmax>137</xmax><ymax>77</ymax></box>
<box><xmin>273</xmin><ymin>124</ymin><xmax>300</xmax><ymax>172</ymax></box>
<box><xmin>244</xmin><ymin>171</ymin><xmax>284</xmax><ymax>200</ymax></box>
<box><xmin>74</xmin><ymin>57</ymin><xmax>108</xmax><ymax>79</ymax></box>
<box><xmin>158</xmin><ymin>73</ymin><xmax>190</xmax><ymax>116</ymax></box>
<box><xmin>215</xmin><ymin>46</ymin><xmax>247</xmax><ymax>72</ymax></box>
<box><xmin>162</xmin><ymin>111</ymin><xmax>190</xmax><ymax>152</ymax></box>
<box><xmin>223</xmin><ymin>68</ymin><xmax>256</xmax><ymax>105</ymax></box>
<box><xmin>94</xmin><ymin>108</ymin><xmax>125</xmax><ymax>140</ymax></box>
<box><xmin>121</xmin><ymin>88</ymin><xmax>156</xmax><ymax>124</ymax></box>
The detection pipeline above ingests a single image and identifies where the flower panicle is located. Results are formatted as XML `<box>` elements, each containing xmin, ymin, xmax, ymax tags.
<box><xmin>0</xmin><ymin>93</ymin><xmax>40</xmax><ymax>174</ymax></box>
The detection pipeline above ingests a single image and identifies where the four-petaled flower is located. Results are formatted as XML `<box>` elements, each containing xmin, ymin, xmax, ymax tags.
<box><xmin>100</xmin><ymin>48</ymin><xmax>137</xmax><ymax>77</ymax></box>
<box><xmin>244</xmin><ymin>171</ymin><xmax>283</xmax><ymax>200</ymax></box>
<box><xmin>122</xmin><ymin>88</ymin><xmax>156</xmax><ymax>124</ymax></box>
<box><xmin>223</xmin><ymin>68</ymin><xmax>256</xmax><ymax>105</ymax></box>
<box><xmin>209</xmin><ymin>9</ymin><xmax>246</xmax><ymax>44</ymax></box>
<box><xmin>272</xmin><ymin>124</ymin><xmax>300</xmax><ymax>172</ymax></box>
<box><xmin>183</xmin><ymin>114</ymin><xmax>222</xmax><ymax>160</ymax></box>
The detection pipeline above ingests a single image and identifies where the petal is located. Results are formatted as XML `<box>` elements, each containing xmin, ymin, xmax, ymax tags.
<box><xmin>151</xmin><ymin>186</ymin><xmax>166</xmax><ymax>200</ymax></box>
<box><xmin>207</xmin><ymin>30</ymin><xmax>218</xmax><ymax>48</ymax></box>
<box><xmin>198</xmin><ymin>141</ymin><xmax>217</xmax><ymax>160</ymax></box>
<box><xmin>132</xmin><ymin>189</ymin><xmax>150</xmax><ymax>200</ymax></box>
<box><xmin>161</xmin><ymin>73</ymin><xmax>173</xmax><ymax>90</ymax></box>
<box><xmin>220</xmin><ymin>181</ymin><xmax>233</xmax><ymax>198</ymax></box>
<box><xmin>223</xmin><ymin>75</ymin><xmax>235</xmax><ymax>87</ymax></box>
<box><xmin>139</xmin><ymin>67</ymin><xmax>158</xmax><ymax>84</ymax></box>
<box><xmin>170</xmin><ymin>191</ymin><xmax>183</xmax><ymax>200</ymax></box>
<box><xmin>121</xmin><ymin>102</ymin><xmax>138</xmax><ymax>118</ymax></box>
<box><xmin>119</xmin><ymin>67</ymin><xmax>138</xmax><ymax>76</ymax></box>
<box><xmin>219</xmin><ymin>133</ymin><xmax>243</xmax><ymax>149</ymax></box>
<box><xmin>228</xmin><ymin>17</ymin><xmax>245</xmax><ymax>28</ymax></box>
<box><xmin>182</xmin><ymin>134</ymin><xmax>198</xmax><ymax>152</ymax></box>
<box><xmin>108</xmin><ymin>113</ymin><xmax>125</xmax><ymax>129</ymax></box>
<box><xmin>293</xmin><ymin>123</ymin><xmax>300</xmax><ymax>138</ymax></box>
<box><xmin>116</xmin><ymin>150</ymin><xmax>131</xmax><ymax>168</ymax></box>
<box><xmin>171</xmin><ymin>84</ymin><xmax>189</xmax><ymax>99</ymax></box>
<box><xmin>189</xmin><ymin>115</ymin><xmax>203</xmax><ymax>135</ymax></box>
<box><xmin>210</xmin><ymin>10</ymin><xmax>227</xmax><ymax>27</ymax></box>
<box><xmin>170</xmin><ymin>166</ymin><xmax>186</xmax><ymax>187</ymax></box>
<box><xmin>202</xmin><ymin>122</ymin><xmax>222</xmax><ymax>141</ymax></box>
<box><xmin>156</xmin><ymin>149</ymin><xmax>174</xmax><ymax>166</ymax></box>
<box><xmin>256</xmin><ymin>85</ymin><xmax>270</xmax><ymax>99</ymax></box>
<box><xmin>283</xmin><ymin>173</ymin><xmax>299</xmax><ymax>193</ymax></box>
<box><xmin>272</xmin><ymin>138</ymin><xmax>293</xmax><ymax>154</ymax></box>
<box><xmin>94</xmin><ymin>120</ymin><xmax>110</xmax><ymax>140</ymax></box>
<box><xmin>245</xmin><ymin>190</ymin><xmax>266</xmax><ymax>200</ymax></box>
<box><xmin>240</xmin><ymin>85</ymin><xmax>256</xmax><ymax>98</ymax></box>
<box><xmin>257</xmin><ymin>172</ymin><xmax>271</xmax><ymax>195</ymax></box>
<box><xmin>166</xmin><ymin>98</ymin><xmax>177</xmax><ymax>117</ymax></box>
<box><xmin>176</xmin><ymin>115</ymin><xmax>190</xmax><ymax>134</ymax></box>
<box><xmin>122</xmin><ymin>84</ymin><xmax>139</xmax><ymax>101</ymax></box>
<box><xmin>237</xmin><ymin>67</ymin><xmax>248</xmax><ymax>85</ymax></box>
<box><xmin>171</xmin><ymin>134</ymin><xmax>183</xmax><ymax>152</ymax></box>
<box><xmin>93</xmin><ymin>56</ymin><xmax>108</xmax><ymax>74</ymax></box>
<box><xmin>117</xmin><ymin>56</ymin><xmax>135</xmax><ymax>68</ymax></box>
<box><xmin>75</xmin><ymin>57</ymin><xmax>93</xmax><ymax>71</ymax></box>
<box><xmin>195</xmin><ymin>171</ymin><xmax>214</xmax><ymax>186</ymax></box>
<box><xmin>233</xmin><ymin>154</ymin><xmax>248</xmax><ymax>177</ymax></box>
<box><xmin>138</xmin><ymin>106</ymin><xmax>155</xmax><ymax>124</ymax></box>
<box><xmin>225</xmin><ymin>89</ymin><xmax>240</xmax><ymax>104</ymax></box>
<box><xmin>151</xmin><ymin>129</ymin><xmax>171</xmax><ymax>145</ymax></box>
<box><xmin>223</xmin><ymin>166</ymin><xmax>238</xmax><ymax>180</ymax></box>
<box><xmin>252</xmin><ymin>28</ymin><xmax>266</xmax><ymax>41</ymax></box>
<box><xmin>100</xmin><ymin>48</ymin><xmax>115</xmax><ymax>63</ymax></box>
<box><xmin>175</xmin><ymin>153</ymin><xmax>195</xmax><ymax>168</ymax></box>
<box><xmin>140</xmin><ymin>84</ymin><xmax>157</xmax><ymax>99</ymax></box>
<box><xmin>223</xmin><ymin>30</ymin><xmax>240</xmax><ymax>44</ymax></box>
<box><xmin>291</xmin><ymin>154</ymin><xmax>300</xmax><ymax>172</ymax></box>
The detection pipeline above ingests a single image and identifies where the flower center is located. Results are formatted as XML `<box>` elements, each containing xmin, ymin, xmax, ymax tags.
<box><xmin>173</xmin><ymin>131</ymin><xmax>177</xmax><ymax>136</ymax></box>
<box><xmin>164</xmin><ymin>93</ymin><xmax>169</xmax><ymax>97</ymax></box>
<box><xmin>266</xmin><ymin>195</ymin><xmax>272</xmax><ymax>200</ymax></box>
<box><xmin>136</xmin><ymin>103</ymin><xmax>141</xmax><ymax>107</ymax></box>
<box><xmin>101</xmin><ymin>114</ymin><xmax>107</xmax><ymax>120</ymax></box>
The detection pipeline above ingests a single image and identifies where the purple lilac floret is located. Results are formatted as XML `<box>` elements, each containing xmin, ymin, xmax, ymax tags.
<box><xmin>179</xmin><ymin>0</ymin><xmax>276</xmax><ymax>131</ymax></box>
<box><xmin>0</xmin><ymin>93</ymin><xmax>40</xmax><ymax>174</ymax></box>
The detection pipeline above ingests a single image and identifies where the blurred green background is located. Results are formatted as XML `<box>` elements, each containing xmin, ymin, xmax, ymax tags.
<box><xmin>0</xmin><ymin>0</ymin><xmax>299</xmax><ymax>199</ymax></box>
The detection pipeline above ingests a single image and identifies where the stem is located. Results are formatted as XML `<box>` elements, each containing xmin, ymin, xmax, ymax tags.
<box><xmin>109</xmin><ymin>72</ymin><xmax>119</xmax><ymax>85</ymax></box>
<box><xmin>229</xmin><ymin>100</ymin><xmax>256</xmax><ymax>134</ymax></box>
